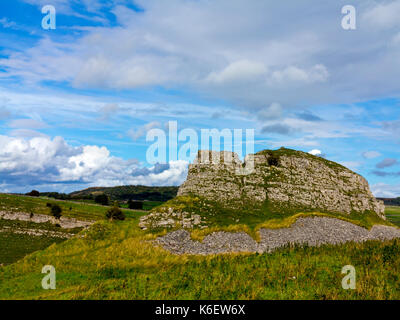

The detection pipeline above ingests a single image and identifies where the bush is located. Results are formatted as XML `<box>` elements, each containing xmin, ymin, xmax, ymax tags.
<box><xmin>95</xmin><ymin>194</ymin><xmax>109</xmax><ymax>206</ymax></box>
<box><xmin>46</xmin><ymin>202</ymin><xmax>52</xmax><ymax>208</ymax></box>
<box><xmin>105</xmin><ymin>206</ymin><xmax>125</xmax><ymax>221</ymax></box>
<box><xmin>26</xmin><ymin>190</ymin><xmax>40</xmax><ymax>197</ymax></box>
<box><xmin>51</xmin><ymin>204</ymin><xmax>62</xmax><ymax>219</ymax></box>
<box><xmin>128</xmin><ymin>200</ymin><xmax>144</xmax><ymax>210</ymax></box>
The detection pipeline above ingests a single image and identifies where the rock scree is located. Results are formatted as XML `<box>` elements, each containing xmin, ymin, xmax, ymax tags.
<box><xmin>155</xmin><ymin>217</ymin><xmax>400</xmax><ymax>255</ymax></box>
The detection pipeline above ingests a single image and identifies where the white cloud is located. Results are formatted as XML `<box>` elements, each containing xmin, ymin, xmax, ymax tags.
<box><xmin>270</xmin><ymin>64</ymin><xmax>329</xmax><ymax>84</ymax></box>
<box><xmin>0</xmin><ymin>18</ymin><xmax>17</xmax><ymax>29</ymax></box>
<box><xmin>127</xmin><ymin>121</ymin><xmax>161</xmax><ymax>141</ymax></box>
<box><xmin>362</xmin><ymin>151</ymin><xmax>382</xmax><ymax>159</ymax></box>
<box><xmin>0</xmin><ymin>135</ymin><xmax>189</xmax><ymax>192</ymax></box>
<box><xmin>3</xmin><ymin>1</ymin><xmax>400</xmax><ymax>110</ymax></box>
<box><xmin>371</xmin><ymin>182</ymin><xmax>400</xmax><ymax>198</ymax></box>
<box><xmin>362</xmin><ymin>1</ymin><xmax>400</xmax><ymax>30</ymax></box>
<box><xmin>339</xmin><ymin>161</ymin><xmax>361</xmax><ymax>172</ymax></box>
<box><xmin>308</xmin><ymin>149</ymin><xmax>322</xmax><ymax>156</ymax></box>
<box><xmin>8</xmin><ymin>118</ymin><xmax>48</xmax><ymax>129</ymax></box>
<box><xmin>206</xmin><ymin>60</ymin><xmax>267</xmax><ymax>84</ymax></box>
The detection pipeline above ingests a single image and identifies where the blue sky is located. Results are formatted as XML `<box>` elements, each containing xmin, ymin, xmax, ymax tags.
<box><xmin>0</xmin><ymin>0</ymin><xmax>399</xmax><ymax>196</ymax></box>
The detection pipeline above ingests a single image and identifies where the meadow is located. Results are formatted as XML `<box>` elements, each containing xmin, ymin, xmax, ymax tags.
<box><xmin>385</xmin><ymin>206</ymin><xmax>400</xmax><ymax>227</ymax></box>
<box><xmin>0</xmin><ymin>195</ymin><xmax>399</xmax><ymax>300</ymax></box>
<box><xmin>1</xmin><ymin>217</ymin><xmax>400</xmax><ymax>299</ymax></box>
<box><xmin>0</xmin><ymin>193</ymin><xmax>141</xmax><ymax>221</ymax></box>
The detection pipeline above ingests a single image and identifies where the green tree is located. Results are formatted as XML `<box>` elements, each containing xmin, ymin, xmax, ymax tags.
<box><xmin>51</xmin><ymin>204</ymin><xmax>62</xmax><ymax>219</ymax></box>
<box><xmin>94</xmin><ymin>194</ymin><xmax>109</xmax><ymax>206</ymax></box>
<box><xmin>105</xmin><ymin>206</ymin><xmax>125</xmax><ymax>221</ymax></box>
<box><xmin>128</xmin><ymin>200</ymin><xmax>144</xmax><ymax>210</ymax></box>
<box><xmin>26</xmin><ymin>190</ymin><xmax>40</xmax><ymax>197</ymax></box>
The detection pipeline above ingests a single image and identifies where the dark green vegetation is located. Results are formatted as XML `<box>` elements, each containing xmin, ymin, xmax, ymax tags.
<box><xmin>378</xmin><ymin>197</ymin><xmax>400</xmax><ymax>206</ymax></box>
<box><xmin>105</xmin><ymin>206</ymin><xmax>126</xmax><ymax>221</ymax></box>
<box><xmin>94</xmin><ymin>193</ymin><xmax>109</xmax><ymax>206</ymax></box>
<box><xmin>1</xmin><ymin>217</ymin><xmax>400</xmax><ymax>299</ymax></box>
<box><xmin>257</xmin><ymin>147</ymin><xmax>348</xmax><ymax>171</ymax></box>
<box><xmin>0</xmin><ymin>219</ymin><xmax>77</xmax><ymax>266</ymax></box>
<box><xmin>50</xmin><ymin>204</ymin><xmax>62</xmax><ymax>219</ymax></box>
<box><xmin>69</xmin><ymin>185</ymin><xmax>178</xmax><ymax>202</ymax></box>
<box><xmin>128</xmin><ymin>200</ymin><xmax>143</xmax><ymax>210</ymax></box>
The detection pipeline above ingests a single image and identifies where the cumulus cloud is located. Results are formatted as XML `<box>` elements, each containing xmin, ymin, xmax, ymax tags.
<box><xmin>3</xmin><ymin>1</ymin><xmax>400</xmax><ymax>110</ymax></box>
<box><xmin>0</xmin><ymin>135</ymin><xmax>188</xmax><ymax>192</ymax></box>
<box><xmin>308</xmin><ymin>149</ymin><xmax>322</xmax><ymax>156</ymax></box>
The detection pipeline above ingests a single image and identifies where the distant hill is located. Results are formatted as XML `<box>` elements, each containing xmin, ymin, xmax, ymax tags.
<box><xmin>377</xmin><ymin>197</ymin><xmax>400</xmax><ymax>206</ymax></box>
<box><xmin>69</xmin><ymin>185</ymin><xmax>178</xmax><ymax>202</ymax></box>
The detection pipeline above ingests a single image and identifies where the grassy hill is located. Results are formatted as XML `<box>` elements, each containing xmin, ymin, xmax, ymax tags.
<box><xmin>1</xmin><ymin>194</ymin><xmax>400</xmax><ymax>299</ymax></box>
<box><xmin>0</xmin><ymin>209</ymin><xmax>400</xmax><ymax>299</ymax></box>
<box><xmin>0</xmin><ymin>193</ymin><xmax>144</xmax><ymax>266</ymax></box>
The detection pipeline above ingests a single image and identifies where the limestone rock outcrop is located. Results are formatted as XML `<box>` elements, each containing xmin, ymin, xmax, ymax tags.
<box><xmin>178</xmin><ymin>148</ymin><xmax>385</xmax><ymax>218</ymax></box>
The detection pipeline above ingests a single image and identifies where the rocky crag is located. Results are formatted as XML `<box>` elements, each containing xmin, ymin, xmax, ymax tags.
<box><xmin>140</xmin><ymin>148</ymin><xmax>385</xmax><ymax>230</ymax></box>
<box><xmin>179</xmin><ymin>148</ymin><xmax>384</xmax><ymax>217</ymax></box>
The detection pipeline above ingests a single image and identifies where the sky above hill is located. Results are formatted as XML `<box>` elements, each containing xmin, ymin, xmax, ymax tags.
<box><xmin>0</xmin><ymin>0</ymin><xmax>399</xmax><ymax>196</ymax></box>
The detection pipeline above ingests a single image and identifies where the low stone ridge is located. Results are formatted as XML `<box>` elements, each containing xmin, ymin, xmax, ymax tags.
<box><xmin>155</xmin><ymin>217</ymin><xmax>400</xmax><ymax>255</ymax></box>
<box><xmin>0</xmin><ymin>211</ymin><xmax>94</xmax><ymax>229</ymax></box>
<box><xmin>178</xmin><ymin>148</ymin><xmax>385</xmax><ymax>218</ymax></box>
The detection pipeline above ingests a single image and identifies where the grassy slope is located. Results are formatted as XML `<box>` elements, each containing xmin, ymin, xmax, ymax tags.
<box><xmin>150</xmin><ymin>196</ymin><xmax>393</xmax><ymax>241</ymax></box>
<box><xmin>385</xmin><ymin>206</ymin><xmax>400</xmax><ymax>227</ymax></box>
<box><xmin>0</xmin><ymin>193</ymin><xmax>141</xmax><ymax>221</ymax></box>
<box><xmin>0</xmin><ymin>219</ymin><xmax>73</xmax><ymax>265</ymax></box>
<box><xmin>0</xmin><ymin>194</ymin><xmax>144</xmax><ymax>266</ymax></box>
<box><xmin>1</xmin><ymin>216</ymin><xmax>400</xmax><ymax>299</ymax></box>
<box><xmin>0</xmin><ymin>195</ymin><xmax>399</xmax><ymax>300</ymax></box>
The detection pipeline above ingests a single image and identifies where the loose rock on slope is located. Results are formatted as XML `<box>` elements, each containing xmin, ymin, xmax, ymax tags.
<box><xmin>155</xmin><ymin>217</ymin><xmax>400</xmax><ymax>255</ymax></box>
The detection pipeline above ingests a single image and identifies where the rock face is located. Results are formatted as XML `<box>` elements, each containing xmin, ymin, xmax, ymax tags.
<box><xmin>178</xmin><ymin>148</ymin><xmax>385</xmax><ymax>218</ymax></box>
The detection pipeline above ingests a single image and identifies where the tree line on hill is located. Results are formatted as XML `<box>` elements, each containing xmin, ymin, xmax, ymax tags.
<box><xmin>25</xmin><ymin>185</ymin><xmax>178</xmax><ymax>203</ymax></box>
<box><xmin>377</xmin><ymin>197</ymin><xmax>400</xmax><ymax>206</ymax></box>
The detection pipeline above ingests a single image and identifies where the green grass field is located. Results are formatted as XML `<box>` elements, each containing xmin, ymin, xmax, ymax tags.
<box><xmin>0</xmin><ymin>219</ymin><xmax>73</xmax><ymax>266</ymax></box>
<box><xmin>0</xmin><ymin>193</ymin><xmax>143</xmax><ymax>221</ymax></box>
<box><xmin>0</xmin><ymin>194</ymin><xmax>144</xmax><ymax>266</ymax></box>
<box><xmin>0</xmin><ymin>217</ymin><xmax>400</xmax><ymax>299</ymax></box>
<box><xmin>385</xmin><ymin>206</ymin><xmax>400</xmax><ymax>227</ymax></box>
<box><xmin>0</xmin><ymin>194</ymin><xmax>399</xmax><ymax>300</ymax></box>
